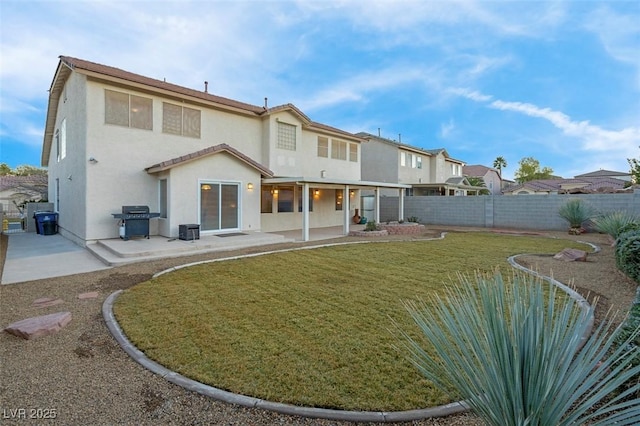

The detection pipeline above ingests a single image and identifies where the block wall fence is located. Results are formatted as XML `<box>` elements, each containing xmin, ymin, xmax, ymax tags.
<box><xmin>379</xmin><ymin>190</ymin><xmax>640</xmax><ymax>231</ymax></box>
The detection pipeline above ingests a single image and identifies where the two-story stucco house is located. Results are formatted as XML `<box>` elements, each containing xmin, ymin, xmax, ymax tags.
<box><xmin>41</xmin><ymin>56</ymin><xmax>409</xmax><ymax>245</ymax></box>
<box><xmin>357</xmin><ymin>132</ymin><xmax>474</xmax><ymax>196</ymax></box>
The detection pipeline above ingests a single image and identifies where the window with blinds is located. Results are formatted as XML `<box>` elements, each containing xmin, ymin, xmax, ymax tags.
<box><xmin>317</xmin><ymin>136</ymin><xmax>329</xmax><ymax>157</ymax></box>
<box><xmin>105</xmin><ymin>89</ymin><xmax>152</xmax><ymax>130</ymax></box>
<box><xmin>162</xmin><ymin>102</ymin><xmax>201</xmax><ymax>138</ymax></box>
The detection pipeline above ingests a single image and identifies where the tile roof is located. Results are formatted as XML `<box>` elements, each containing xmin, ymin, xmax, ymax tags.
<box><xmin>60</xmin><ymin>56</ymin><xmax>267</xmax><ymax>114</ymax></box>
<box><xmin>504</xmin><ymin>177</ymin><xmax>628</xmax><ymax>194</ymax></box>
<box><xmin>574</xmin><ymin>169</ymin><xmax>630</xmax><ymax>178</ymax></box>
<box><xmin>145</xmin><ymin>143</ymin><xmax>273</xmax><ymax>177</ymax></box>
<box><xmin>0</xmin><ymin>175</ymin><xmax>48</xmax><ymax>191</ymax></box>
<box><xmin>356</xmin><ymin>132</ymin><xmax>465</xmax><ymax>163</ymax></box>
<box><xmin>463</xmin><ymin>165</ymin><xmax>499</xmax><ymax>177</ymax></box>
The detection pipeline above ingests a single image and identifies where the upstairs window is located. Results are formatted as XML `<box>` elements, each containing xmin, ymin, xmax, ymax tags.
<box><xmin>317</xmin><ymin>136</ymin><xmax>329</xmax><ymax>158</ymax></box>
<box><xmin>417</xmin><ymin>156</ymin><xmax>422</xmax><ymax>169</ymax></box>
<box><xmin>400</xmin><ymin>152</ymin><xmax>406</xmax><ymax>167</ymax></box>
<box><xmin>163</xmin><ymin>102</ymin><xmax>201</xmax><ymax>138</ymax></box>
<box><xmin>277</xmin><ymin>122</ymin><xmax>296</xmax><ymax>151</ymax></box>
<box><xmin>349</xmin><ymin>143</ymin><xmax>358</xmax><ymax>162</ymax></box>
<box><xmin>331</xmin><ymin>140</ymin><xmax>347</xmax><ymax>160</ymax></box>
<box><xmin>105</xmin><ymin>89</ymin><xmax>152</xmax><ymax>130</ymax></box>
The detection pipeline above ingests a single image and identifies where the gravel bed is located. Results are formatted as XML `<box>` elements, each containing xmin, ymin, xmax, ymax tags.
<box><xmin>0</xmin><ymin>229</ymin><xmax>636</xmax><ymax>425</ymax></box>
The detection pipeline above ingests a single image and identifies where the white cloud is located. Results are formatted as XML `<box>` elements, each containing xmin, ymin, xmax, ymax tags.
<box><xmin>489</xmin><ymin>100</ymin><xmax>640</xmax><ymax>158</ymax></box>
<box><xmin>449</xmin><ymin>87</ymin><xmax>493</xmax><ymax>102</ymax></box>
<box><xmin>584</xmin><ymin>4</ymin><xmax>640</xmax><ymax>85</ymax></box>
<box><xmin>440</xmin><ymin>118</ymin><xmax>455</xmax><ymax>139</ymax></box>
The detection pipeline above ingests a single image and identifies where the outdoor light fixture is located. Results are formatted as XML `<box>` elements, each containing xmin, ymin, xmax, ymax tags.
<box><xmin>350</xmin><ymin>190</ymin><xmax>355</xmax><ymax>196</ymax></box>
<box><xmin>88</xmin><ymin>157</ymin><xmax>98</xmax><ymax>164</ymax></box>
<box><xmin>314</xmin><ymin>189</ymin><xmax>320</xmax><ymax>196</ymax></box>
<box><xmin>247</xmin><ymin>182</ymin><xmax>254</xmax><ymax>190</ymax></box>
<box><xmin>273</xmin><ymin>189</ymin><xmax>279</xmax><ymax>195</ymax></box>
<box><xmin>201</xmin><ymin>184</ymin><xmax>212</xmax><ymax>191</ymax></box>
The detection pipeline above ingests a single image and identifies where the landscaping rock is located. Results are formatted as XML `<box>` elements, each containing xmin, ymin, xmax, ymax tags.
<box><xmin>78</xmin><ymin>291</ymin><xmax>99</xmax><ymax>300</ymax></box>
<box><xmin>32</xmin><ymin>297</ymin><xmax>64</xmax><ymax>308</ymax></box>
<box><xmin>554</xmin><ymin>248</ymin><xmax>588</xmax><ymax>262</ymax></box>
<box><xmin>4</xmin><ymin>311</ymin><xmax>72</xmax><ymax>340</ymax></box>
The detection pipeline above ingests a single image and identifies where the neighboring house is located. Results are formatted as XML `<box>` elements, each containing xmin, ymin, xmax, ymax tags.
<box><xmin>463</xmin><ymin>165</ymin><xmax>502</xmax><ymax>195</ymax></box>
<box><xmin>0</xmin><ymin>175</ymin><xmax>48</xmax><ymax>216</ymax></box>
<box><xmin>41</xmin><ymin>56</ymin><xmax>409</xmax><ymax>245</ymax></box>
<box><xmin>503</xmin><ymin>177</ymin><xmax>629</xmax><ymax>195</ymax></box>
<box><xmin>357</xmin><ymin>133</ymin><xmax>476</xmax><ymax>196</ymax></box>
<box><xmin>574</xmin><ymin>169</ymin><xmax>632</xmax><ymax>182</ymax></box>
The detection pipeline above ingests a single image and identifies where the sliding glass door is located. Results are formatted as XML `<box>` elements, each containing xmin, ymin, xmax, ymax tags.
<box><xmin>200</xmin><ymin>182</ymin><xmax>239</xmax><ymax>231</ymax></box>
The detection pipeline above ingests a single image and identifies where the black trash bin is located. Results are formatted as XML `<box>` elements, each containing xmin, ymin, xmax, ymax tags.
<box><xmin>34</xmin><ymin>212</ymin><xmax>58</xmax><ymax>235</ymax></box>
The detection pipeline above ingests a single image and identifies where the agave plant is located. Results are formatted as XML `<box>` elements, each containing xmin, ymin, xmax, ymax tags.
<box><xmin>592</xmin><ymin>211</ymin><xmax>640</xmax><ymax>239</ymax></box>
<box><xmin>558</xmin><ymin>198</ymin><xmax>597</xmax><ymax>232</ymax></box>
<box><xmin>396</xmin><ymin>271</ymin><xmax>640</xmax><ymax>426</ymax></box>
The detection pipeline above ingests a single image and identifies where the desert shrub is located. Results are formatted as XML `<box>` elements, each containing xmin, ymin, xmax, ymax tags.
<box><xmin>396</xmin><ymin>271</ymin><xmax>640</xmax><ymax>426</ymax></box>
<box><xmin>558</xmin><ymin>198</ymin><xmax>597</xmax><ymax>229</ymax></box>
<box><xmin>364</xmin><ymin>220</ymin><xmax>379</xmax><ymax>232</ymax></box>
<box><xmin>616</xmin><ymin>288</ymin><xmax>640</xmax><ymax>368</ymax></box>
<box><xmin>407</xmin><ymin>216</ymin><xmax>420</xmax><ymax>223</ymax></box>
<box><xmin>593</xmin><ymin>211</ymin><xmax>640</xmax><ymax>239</ymax></box>
<box><xmin>616</xmin><ymin>229</ymin><xmax>640</xmax><ymax>284</ymax></box>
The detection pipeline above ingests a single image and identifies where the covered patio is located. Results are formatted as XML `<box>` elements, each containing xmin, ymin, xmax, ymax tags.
<box><xmin>261</xmin><ymin>177</ymin><xmax>411</xmax><ymax>241</ymax></box>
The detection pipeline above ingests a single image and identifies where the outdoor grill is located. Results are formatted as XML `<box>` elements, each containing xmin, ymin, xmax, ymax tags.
<box><xmin>112</xmin><ymin>205</ymin><xmax>160</xmax><ymax>241</ymax></box>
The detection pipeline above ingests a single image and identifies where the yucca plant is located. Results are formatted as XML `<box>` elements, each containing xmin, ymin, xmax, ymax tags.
<box><xmin>558</xmin><ymin>198</ymin><xmax>597</xmax><ymax>232</ymax></box>
<box><xmin>396</xmin><ymin>271</ymin><xmax>640</xmax><ymax>426</ymax></box>
<box><xmin>593</xmin><ymin>211</ymin><xmax>640</xmax><ymax>239</ymax></box>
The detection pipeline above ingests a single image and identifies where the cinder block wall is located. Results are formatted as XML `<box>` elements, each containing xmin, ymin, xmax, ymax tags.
<box><xmin>380</xmin><ymin>190</ymin><xmax>640</xmax><ymax>231</ymax></box>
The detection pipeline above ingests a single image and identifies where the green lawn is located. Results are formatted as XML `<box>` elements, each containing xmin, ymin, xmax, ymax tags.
<box><xmin>114</xmin><ymin>232</ymin><xmax>588</xmax><ymax>411</ymax></box>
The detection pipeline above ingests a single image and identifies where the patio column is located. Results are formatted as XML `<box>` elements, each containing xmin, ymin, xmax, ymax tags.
<box><xmin>398</xmin><ymin>188</ymin><xmax>405</xmax><ymax>221</ymax></box>
<box><xmin>302</xmin><ymin>182</ymin><xmax>310</xmax><ymax>241</ymax></box>
<box><xmin>374</xmin><ymin>188</ymin><xmax>380</xmax><ymax>223</ymax></box>
<box><xmin>343</xmin><ymin>184</ymin><xmax>350</xmax><ymax>235</ymax></box>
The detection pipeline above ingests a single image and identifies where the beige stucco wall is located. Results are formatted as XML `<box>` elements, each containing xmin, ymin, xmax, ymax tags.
<box><xmin>265</xmin><ymin>111</ymin><xmax>361</xmax><ymax>181</ymax></box>
<box><xmin>45</xmin><ymin>72</ymin><xmax>88</xmax><ymax>245</ymax></box>
<box><xmin>397</xmin><ymin>148</ymin><xmax>431</xmax><ymax>184</ymax></box>
<box><xmin>46</xmin><ymin>71</ymin><xmax>370</xmax><ymax>243</ymax></box>
<box><xmin>81</xmin><ymin>79</ymin><xmax>265</xmax><ymax>241</ymax></box>
<box><xmin>161</xmin><ymin>153</ymin><xmax>262</xmax><ymax>238</ymax></box>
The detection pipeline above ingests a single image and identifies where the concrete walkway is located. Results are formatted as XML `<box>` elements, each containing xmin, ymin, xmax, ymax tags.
<box><xmin>1</xmin><ymin>226</ymin><xmax>361</xmax><ymax>285</ymax></box>
<box><xmin>1</xmin><ymin>232</ymin><xmax>111</xmax><ymax>284</ymax></box>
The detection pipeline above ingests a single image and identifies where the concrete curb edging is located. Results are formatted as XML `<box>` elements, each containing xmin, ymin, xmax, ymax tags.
<box><xmin>103</xmin><ymin>288</ymin><xmax>469</xmax><ymax>422</ymax></box>
<box><xmin>103</xmin><ymin>233</ymin><xmax>596</xmax><ymax>423</ymax></box>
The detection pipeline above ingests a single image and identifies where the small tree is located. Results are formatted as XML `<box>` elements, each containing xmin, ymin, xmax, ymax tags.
<box><xmin>514</xmin><ymin>156</ymin><xmax>554</xmax><ymax>183</ymax></box>
<box><xmin>466</xmin><ymin>176</ymin><xmax>490</xmax><ymax>195</ymax></box>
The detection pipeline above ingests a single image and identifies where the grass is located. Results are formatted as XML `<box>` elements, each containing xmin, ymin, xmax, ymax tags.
<box><xmin>114</xmin><ymin>232</ymin><xmax>588</xmax><ymax>412</ymax></box>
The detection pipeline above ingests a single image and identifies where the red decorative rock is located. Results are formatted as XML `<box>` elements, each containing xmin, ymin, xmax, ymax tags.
<box><xmin>553</xmin><ymin>248</ymin><xmax>588</xmax><ymax>262</ymax></box>
<box><xmin>78</xmin><ymin>291</ymin><xmax>99</xmax><ymax>300</ymax></box>
<box><xmin>32</xmin><ymin>297</ymin><xmax>64</xmax><ymax>308</ymax></box>
<box><xmin>4</xmin><ymin>311</ymin><xmax>72</xmax><ymax>340</ymax></box>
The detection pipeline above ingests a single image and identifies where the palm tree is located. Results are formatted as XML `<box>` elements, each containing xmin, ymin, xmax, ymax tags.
<box><xmin>493</xmin><ymin>156</ymin><xmax>507</xmax><ymax>177</ymax></box>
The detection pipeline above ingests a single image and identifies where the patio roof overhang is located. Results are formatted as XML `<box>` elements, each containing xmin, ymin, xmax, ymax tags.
<box><xmin>261</xmin><ymin>177</ymin><xmax>409</xmax><ymax>242</ymax></box>
<box><xmin>261</xmin><ymin>176</ymin><xmax>411</xmax><ymax>190</ymax></box>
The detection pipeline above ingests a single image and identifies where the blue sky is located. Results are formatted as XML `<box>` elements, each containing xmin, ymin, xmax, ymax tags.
<box><xmin>1</xmin><ymin>0</ymin><xmax>638</xmax><ymax>181</ymax></box>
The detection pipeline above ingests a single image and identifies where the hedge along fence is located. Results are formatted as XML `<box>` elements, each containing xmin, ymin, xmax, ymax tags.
<box><xmin>379</xmin><ymin>190</ymin><xmax>640</xmax><ymax>231</ymax></box>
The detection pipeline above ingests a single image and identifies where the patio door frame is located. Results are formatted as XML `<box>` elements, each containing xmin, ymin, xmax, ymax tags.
<box><xmin>198</xmin><ymin>180</ymin><xmax>241</xmax><ymax>234</ymax></box>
